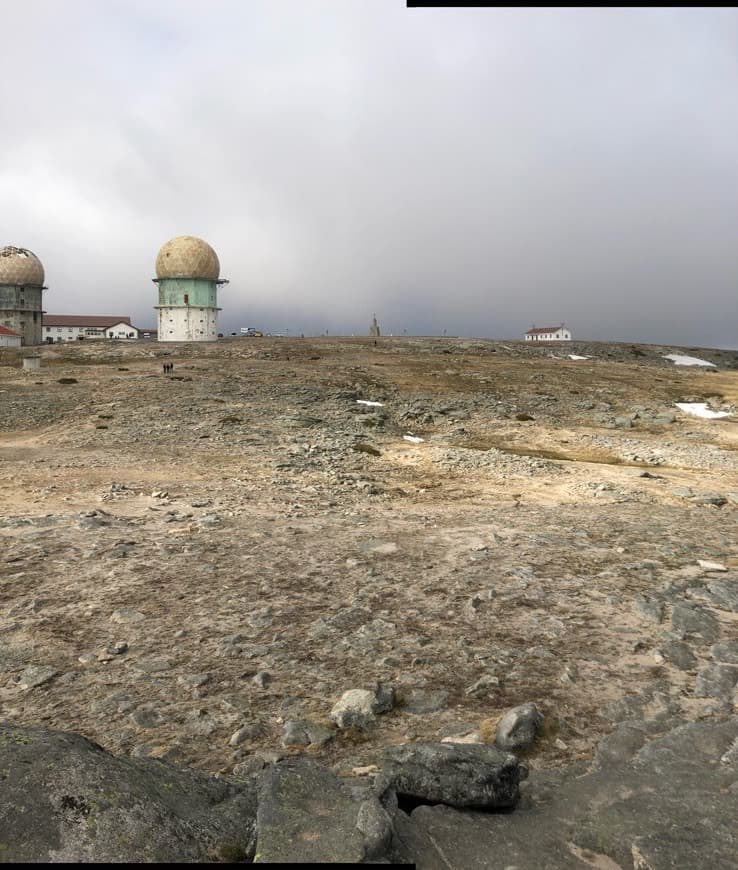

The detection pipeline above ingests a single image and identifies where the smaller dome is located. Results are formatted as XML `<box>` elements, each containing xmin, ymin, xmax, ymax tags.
<box><xmin>155</xmin><ymin>236</ymin><xmax>220</xmax><ymax>280</ymax></box>
<box><xmin>0</xmin><ymin>246</ymin><xmax>45</xmax><ymax>286</ymax></box>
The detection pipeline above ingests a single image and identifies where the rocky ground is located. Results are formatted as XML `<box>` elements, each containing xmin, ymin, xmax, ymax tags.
<box><xmin>1</xmin><ymin>335</ymin><xmax>737</xmax><ymax>865</ymax></box>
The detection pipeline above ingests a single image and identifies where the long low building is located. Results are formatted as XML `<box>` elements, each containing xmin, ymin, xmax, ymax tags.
<box><xmin>525</xmin><ymin>324</ymin><xmax>572</xmax><ymax>341</ymax></box>
<box><xmin>43</xmin><ymin>315</ymin><xmax>140</xmax><ymax>342</ymax></box>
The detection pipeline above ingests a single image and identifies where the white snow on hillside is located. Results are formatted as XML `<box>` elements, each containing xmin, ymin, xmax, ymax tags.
<box><xmin>675</xmin><ymin>403</ymin><xmax>730</xmax><ymax>419</ymax></box>
<box><xmin>664</xmin><ymin>354</ymin><xmax>716</xmax><ymax>367</ymax></box>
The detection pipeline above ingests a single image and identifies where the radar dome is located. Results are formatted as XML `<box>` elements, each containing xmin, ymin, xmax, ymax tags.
<box><xmin>0</xmin><ymin>246</ymin><xmax>45</xmax><ymax>286</ymax></box>
<box><xmin>155</xmin><ymin>236</ymin><xmax>220</xmax><ymax>281</ymax></box>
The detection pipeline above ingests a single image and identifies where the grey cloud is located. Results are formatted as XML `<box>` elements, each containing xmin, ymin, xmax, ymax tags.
<box><xmin>1</xmin><ymin>4</ymin><xmax>736</xmax><ymax>345</ymax></box>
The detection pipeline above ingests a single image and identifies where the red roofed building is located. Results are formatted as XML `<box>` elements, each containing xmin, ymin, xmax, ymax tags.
<box><xmin>0</xmin><ymin>325</ymin><xmax>22</xmax><ymax>347</ymax></box>
<box><xmin>42</xmin><ymin>315</ymin><xmax>140</xmax><ymax>342</ymax></box>
<box><xmin>525</xmin><ymin>324</ymin><xmax>571</xmax><ymax>342</ymax></box>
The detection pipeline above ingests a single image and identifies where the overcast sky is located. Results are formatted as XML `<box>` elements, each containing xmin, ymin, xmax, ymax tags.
<box><xmin>2</xmin><ymin>3</ymin><xmax>737</xmax><ymax>345</ymax></box>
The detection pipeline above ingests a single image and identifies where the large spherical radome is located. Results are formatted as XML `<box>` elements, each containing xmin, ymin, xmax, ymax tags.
<box><xmin>155</xmin><ymin>236</ymin><xmax>220</xmax><ymax>280</ymax></box>
<box><xmin>0</xmin><ymin>246</ymin><xmax>45</xmax><ymax>286</ymax></box>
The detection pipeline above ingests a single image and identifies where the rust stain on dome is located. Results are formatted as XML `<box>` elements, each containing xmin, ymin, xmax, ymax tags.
<box><xmin>155</xmin><ymin>236</ymin><xmax>220</xmax><ymax>281</ymax></box>
<box><xmin>0</xmin><ymin>246</ymin><xmax>45</xmax><ymax>286</ymax></box>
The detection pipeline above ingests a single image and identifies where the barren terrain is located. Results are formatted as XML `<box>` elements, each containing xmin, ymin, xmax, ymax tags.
<box><xmin>2</xmin><ymin>336</ymin><xmax>737</xmax><ymax>779</ymax></box>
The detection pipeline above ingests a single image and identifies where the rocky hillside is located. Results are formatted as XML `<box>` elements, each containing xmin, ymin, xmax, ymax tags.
<box><xmin>1</xmin><ymin>336</ymin><xmax>736</xmax><ymax>864</ymax></box>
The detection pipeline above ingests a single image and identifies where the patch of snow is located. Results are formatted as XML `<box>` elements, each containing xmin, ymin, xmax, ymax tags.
<box><xmin>675</xmin><ymin>403</ymin><xmax>731</xmax><ymax>419</ymax></box>
<box><xmin>664</xmin><ymin>354</ymin><xmax>716</xmax><ymax>368</ymax></box>
<box><xmin>403</xmin><ymin>435</ymin><xmax>425</xmax><ymax>443</ymax></box>
<box><xmin>568</xmin><ymin>354</ymin><xmax>590</xmax><ymax>360</ymax></box>
<box><xmin>357</xmin><ymin>400</ymin><xmax>383</xmax><ymax>407</ymax></box>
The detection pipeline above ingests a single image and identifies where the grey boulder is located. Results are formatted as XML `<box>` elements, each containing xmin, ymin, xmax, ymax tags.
<box><xmin>379</xmin><ymin>741</ymin><xmax>521</xmax><ymax>810</ymax></box>
<box><xmin>0</xmin><ymin>721</ymin><xmax>258</xmax><ymax>863</ymax></box>
<box><xmin>495</xmin><ymin>702</ymin><xmax>545</xmax><ymax>753</ymax></box>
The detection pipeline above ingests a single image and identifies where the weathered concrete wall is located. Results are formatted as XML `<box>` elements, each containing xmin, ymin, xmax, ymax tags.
<box><xmin>156</xmin><ymin>278</ymin><xmax>220</xmax><ymax>341</ymax></box>
<box><xmin>0</xmin><ymin>284</ymin><xmax>44</xmax><ymax>345</ymax></box>
<box><xmin>156</xmin><ymin>278</ymin><xmax>219</xmax><ymax>309</ymax></box>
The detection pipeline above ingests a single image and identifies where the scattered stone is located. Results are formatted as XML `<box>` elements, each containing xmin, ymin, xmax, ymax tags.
<box><xmin>331</xmin><ymin>689</ymin><xmax>379</xmax><ymax>730</ymax></box>
<box><xmin>373</xmin><ymin>683</ymin><xmax>395</xmax><ymax>714</ymax></box>
<box><xmin>352</xmin><ymin>764</ymin><xmax>380</xmax><ymax>776</ymax></box>
<box><xmin>17</xmin><ymin>665</ymin><xmax>57</xmax><ymax>690</ymax></box>
<box><xmin>110</xmin><ymin>608</ymin><xmax>145</xmax><ymax>624</ymax></box>
<box><xmin>495</xmin><ymin>703</ymin><xmax>544</xmax><ymax>753</ymax></box>
<box><xmin>698</xmin><ymin>560</ymin><xmax>728</xmax><ymax>572</ymax></box>
<box><xmin>177</xmin><ymin>673</ymin><xmax>211</xmax><ymax>688</ymax></box>
<box><xmin>232</xmin><ymin>756</ymin><xmax>267</xmax><ymax>777</ymax></box>
<box><xmin>96</xmin><ymin>641</ymin><xmax>128</xmax><ymax>662</ymax></box>
<box><xmin>230</xmin><ymin>724</ymin><xmax>263</xmax><ymax>747</ymax></box>
<box><xmin>352</xmin><ymin>443</ymin><xmax>381</xmax><ymax>456</ymax></box>
<box><xmin>441</xmin><ymin>731</ymin><xmax>482</xmax><ymax>745</ymax></box>
<box><xmin>281</xmin><ymin>720</ymin><xmax>334</xmax><ymax>748</ymax></box>
<box><xmin>465</xmin><ymin>674</ymin><xmax>499</xmax><ymax>696</ymax></box>
<box><xmin>691</xmin><ymin>493</ymin><xmax>727</xmax><ymax>506</ymax></box>
<box><xmin>129</xmin><ymin>708</ymin><xmax>165</xmax><ymax>729</ymax></box>
<box><xmin>363</xmin><ymin>541</ymin><xmax>398</xmax><ymax>556</ymax></box>
<box><xmin>130</xmin><ymin>658</ymin><xmax>171</xmax><ymax>674</ymax></box>
<box><xmin>251</xmin><ymin>671</ymin><xmax>272</xmax><ymax>689</ymax></box>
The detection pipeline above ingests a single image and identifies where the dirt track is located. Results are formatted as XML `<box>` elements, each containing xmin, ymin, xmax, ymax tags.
<box><xmin>1</xmin><ymin>336</ymin><xmax>737</xmax><ymax>775</ymax></box>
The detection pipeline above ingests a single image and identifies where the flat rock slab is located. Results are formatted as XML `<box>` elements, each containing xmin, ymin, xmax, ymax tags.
<box><xmin>671</xmin><ymin>602</ymin><xmax>720</xmax><ymax>643</ymax></box>
<box><xmin>391</xmin><ymin>718</ymin><xmax>738</xmax><ymax>869</ymax></box>
<box><xmin>255</xmin><ymin>757</ymin><xmax>370</xmax><ymax>864</ymax></box>
<box><xmin>703</xmin><ymin>579</ymin><xmax>738</xmax><ymax>612</ymax></box>
<box><xmin>0</xmin><ymin>721</ymin><xmax>258</xmax><ymax>863</ymax></box>
<box><xmin>695</xmin><ymin>664</ymin><xmax>738</xmax><ymax>700</ymax></box>
<box><xmin>657</xmin><ymin>639</ymin><xmax>697</xmax><ymax>671</ymax></box>
<box><xmin>17</xmin><ymin>665</ymin><xmax>58</xmax><ymax>689</ymax></box>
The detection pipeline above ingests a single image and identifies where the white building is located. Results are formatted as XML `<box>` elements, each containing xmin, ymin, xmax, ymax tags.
<box><xmin>0</xmin><ymin>325</ymin><xmax>22</xmax><ymax>347</ymax></box>
<box><xmin>43</xmin><ymin>315</ymin><xmax>139</xmax><ymax>342</ymax></box>
<box><xmin>525</xmin><ymin>324</ymin><xmax>571</xmax><ymax>342</ymax></box>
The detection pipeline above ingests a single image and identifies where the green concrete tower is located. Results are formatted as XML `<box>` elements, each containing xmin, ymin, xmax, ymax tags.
<box><xmin>153</xmin><ymin>235</ymin><xmax>228</xmax><ymax>342</ymax></box>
